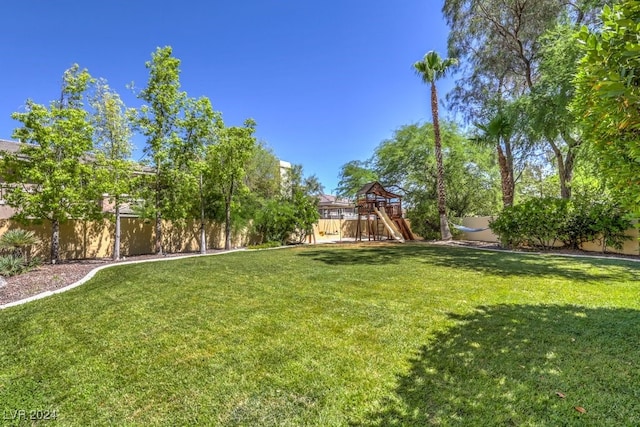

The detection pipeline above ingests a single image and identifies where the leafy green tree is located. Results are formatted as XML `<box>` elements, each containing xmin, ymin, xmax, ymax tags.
<box><xmin>90</xmin><ymin>78</ymin><xmax>135</xmax><ymax>260</ymax></box>
<box><xmin>244</xmin><ymin>142</ymin><xmax>281</xmax><ymax>201</ymax></box>
<box><xmin>414</xmin><ymin>51</ymin><xmax>458</xmax><ymax>240</ymax></box>
<box><xmin>3</xmin><ymin>64</ymin><xmax>99</xmax><ymax>263</ymax></box>
<box><xmin>443</xmin><ymin>0</ymin><xmax>608</xmax><ymax>199</ymax></box>
<box><xmin>373</xmin><ymin>122</ymin><xmax>499</xmax><ymax>239</ymax></box>
<box><xmin>135</xmin><ymin>46</ymin><xmax>186</xmax><ymax>254</ymax></box>
<box><xmin>252</xmin><ymin>164</ymin><xmax>321</xmax><ymax>245</ymax></box>
<box><xmin>524</xmin><ymin>24</ymin><xmax>589</xmax><ymax>199</ymax></box>
<box><xmin>288</xmin><ymin>165</ymin><xmax>323</xmax><ymax>243</ymax></box>
<box><xmin>206</xmin><ymin>119</ymin><xmax>257</xmax><ymax>250</ymax></box>
<box><xmin>573</xmin><ymin>1</ymin><xmax>640</xmax><ymax>216</ymax></box>
<box><xmin>335</xmin><ymin>160</ymin><xmax>378</xmax><ymax>199</ymax></box>
<box><xmin>180</xmin><ymin>96</ymin><xmax>221</xmax><ymax>253</ymax></box>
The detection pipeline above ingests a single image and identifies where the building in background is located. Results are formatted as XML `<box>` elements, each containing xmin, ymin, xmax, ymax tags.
<box><xmin>317</xmin><ymin>194</ymin><xmax>356</xmax><ymax>219</ymax></box>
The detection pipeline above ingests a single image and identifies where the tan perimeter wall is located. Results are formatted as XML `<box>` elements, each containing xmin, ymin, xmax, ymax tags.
<box><xmin>0</xmin><ymin>218</ymin><xmax>253</xmax><ymax>261</ymax></box>
<box><xmin>4</xmin><ymin>216</ymin><xmax>637</xmax><ymax>260</ymax></box>
<box><xmin>314</xmin><ymin>218</ymin><xmax>422</xmax><ymax>242</ymax></box>
<box><xmin>459</xmin><ymin>216</ymin><xmax>639</xmax><ymax>256</ymax></box>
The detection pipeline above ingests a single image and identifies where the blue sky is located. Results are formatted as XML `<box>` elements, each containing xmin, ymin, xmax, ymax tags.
<box><xmin>1</xmin><ymin>1</ymin><xmax>455</xmax><ymax>194</ymax></box>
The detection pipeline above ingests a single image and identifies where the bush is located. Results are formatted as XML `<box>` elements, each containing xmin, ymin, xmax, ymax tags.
<box><xmin>0</xmin><ymin>255</ymin><xmax>27</xmax><ymax>277</ymax></box>
<box><xmin>490</xmin><ymin>198</ymin><xmax>568</xmax><ymax>249</ymax></box>
<box><xmin>0</xmin><ymin>228</ymin><xmax>39</xmax><ymax>260</ymax></box>
<box><xmin>490</xmin><ymin>196</ymin><xmax>632</xmax><ymax>251</ymax></box>
<box><xmin>590</xmin><ymin>203</ymin><xmax>632</xmax><ymax>252</ymax></box>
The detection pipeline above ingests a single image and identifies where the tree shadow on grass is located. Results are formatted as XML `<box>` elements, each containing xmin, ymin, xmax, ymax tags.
<box><xmin>424</xmin><ymin>246</ymin><xmax>640</xmax><ymax>282</ymax></box>
<box><xmin>354</xmin><ymin>304</ymin><xmax>640</xmax><ymax>426</ymax></box>
<box><xmin>298</xmin><ymin>244</ymin><xmax>640</xmax><ymax>281</ymax></box>
<box><xmin>297</xmin><ymin>243</ymin><xmax>414</xmax><ymax>266</ymax></box>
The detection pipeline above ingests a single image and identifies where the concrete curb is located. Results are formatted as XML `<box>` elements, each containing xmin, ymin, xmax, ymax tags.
<box><xmin>0</xmin><ymin>249</ymin><xmax>246</xmax><ymax>310</ymax></box>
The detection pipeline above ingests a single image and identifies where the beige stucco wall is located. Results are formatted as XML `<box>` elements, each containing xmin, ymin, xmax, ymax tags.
<box><xmin>0</xmin><ymin>218</ymin><xmax>249</xmax><ymax>261</ymax></box>
<box><xmin>314</xmin><ymin>218</ymin><xmax>421</xmax><ymax>242</ymax></box>
<box><xmin>459</xmin><ymin>217</ymin><xmax>499</xmax><ymax>243</ymax></box>
<box><xmin>314</xmin><ymin>218</ymin><xmax>359</xmax><ymax>242</ymax></box>
<box><xmin>3</xmin><ymin>216</ymin><xmax>636</xmax><ymax>260</ymax></box>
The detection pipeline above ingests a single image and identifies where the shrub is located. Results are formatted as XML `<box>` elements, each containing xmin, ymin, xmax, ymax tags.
<box><xmin>0</xmin><ymin>255</ymin><xmax>27</xmax><ymax>277</ymax></box>
<box><xmin>490</xmin><ymin>197</ymin><xmax>568</xmax><ymax>249</ymax></box>
<box><xmin>491</xmin><ymin>196</ymin><xmax>633</xmax><ymax>252</ymax></box>
<box><xmin>0</xmin><ymin>229</ymin><xmax>39</xmax><ymax>261</ymax></box>
<box><xmin>590</xmin><ymin>202</ymin><xmax>632</xmax><ymax>252</ymax></box>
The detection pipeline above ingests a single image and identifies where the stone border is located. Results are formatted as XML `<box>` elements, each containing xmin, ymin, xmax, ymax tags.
<box><xmin>0</xmin><ymin>249</ymin><xmax>246</xmax><ymax>310</ymax></box>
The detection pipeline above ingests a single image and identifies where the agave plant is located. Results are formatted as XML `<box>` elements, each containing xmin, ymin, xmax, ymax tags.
<box><xmin>0</xmin><ymin>229</ymin><xmax>40</xmax><ymax>260</ymax></box>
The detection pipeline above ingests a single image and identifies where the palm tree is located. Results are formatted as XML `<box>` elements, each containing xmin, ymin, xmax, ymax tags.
<box><xmin>473</xmin><ymin>110</ymin><xmax>516</xmax><ymax>207</ymax></box>
<box><xmin>0</xmin><ymin>229</ymin><xmax>40</xmax><ymax>261</ymax></box>
<box><xmin>414</xmin><ymin>51</ymin><xmax>457</xmax><ymax>241</ymax></box>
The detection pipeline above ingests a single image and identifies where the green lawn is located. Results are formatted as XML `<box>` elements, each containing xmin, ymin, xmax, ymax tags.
<box><xmin>1</xmin><ymin>243</ymin><xmax>639</xmax><ymax>426</ymax></box>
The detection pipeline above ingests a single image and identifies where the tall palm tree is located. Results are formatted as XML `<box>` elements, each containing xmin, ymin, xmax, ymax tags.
<box><xmin>414</xmin><ymin>51</ymin><xmax>457</xmax><ymax>241</ymax></box>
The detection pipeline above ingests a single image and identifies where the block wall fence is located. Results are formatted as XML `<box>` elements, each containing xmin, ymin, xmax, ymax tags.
<box><xmin>1</xmin><ymin>216</ymin><xmax>637</xmax><ymax>261</ymax></box>
<box><xmin>313</xmin><ymin>217</ymin><xmax>639</xmax><ymax>256</ymax></box>
<box><xmin>0</xmin><ymin>218</ymin><xmax>253</xmax><ymax>261</ymax></box>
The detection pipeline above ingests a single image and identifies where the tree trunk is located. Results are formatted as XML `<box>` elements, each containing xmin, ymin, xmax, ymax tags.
<box><xmin>550</xmin><ymin>134</ymin><xmax>578</xmax><ymax>200</ymax></box>
<box><xmin>497</xmin><ymin>143</ymin><xmax>514</xmax><ymax>207</ymax></box>
<box><xmin>114</xmin><ymin>201</ymin><xmax>121</xmax><ymax>261</ymax></box>
<box><xmin>155</xmin><ymin>166</ymin><xmax>163</xmax><ymax>254</ymax></box>
<box><xmin>155</xmin><ymin>212</ymin><xmax>163</xmax><ymax>255</ymax></box>
<box><xmin>199</xmin><ymin>173</ymin><xmax>206</xmax><ymax>254</ymax></box>
<box><xmin>431</xmin><ymin>82</ymin><xmax>452</xmax><ymax>241</ymax></box>
<box><xmin>224</xmin><ymin>196</ymin><xmax>232</xmax><ymax>250</ymax></box>
<box><xmin>51</xmin><ymin>218</ymin><xmax>60</xmax><ymax>264</ymax></box>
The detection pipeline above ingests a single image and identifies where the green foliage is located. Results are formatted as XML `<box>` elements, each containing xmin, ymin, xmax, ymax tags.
<box><xmin>252</xmin><ymin>165</ymin><xmax>320</xmax><ymax>245</ymax></box>
<box><xmin>444</xmin><ymin>1</ymin><xmax>608</xmax><ymax>200</ymax></box>
<box><xmin>3</xmin><ymin>64</ymin><xmax>101</xmax><ymax>262</ymax></box>
<box><xmin>6</xmin><ymin>65</ymin><xmax>99</xmax><ymax>223</ymax></box>
<box><xmin>414</xmin><ymin>50</ymin><xmax>458</xmax><ymax>240</ymax></box>
<box><xmin>597</xmin><ymin>210</ymin><xmax>634</xmax><ymax>252</ymax></box>
<box><xmin>335</xmin><ymin>160</ymin><xmax>377</xmax><ymax>199</ymax></box>
<box><xmin>0</xmin><ymin>229</ymin><xmax>39</xmax><ymax>259</ymax></box>
<box><xmin>206</xmin><ymin>119</ymin><xmax>258</xmax><ymax>249</ymax></box>
<box><xmin>472</xmin><ymin>107</ymin><xmax>519</xmax><ymax>206</ymax></box>
<box><xmin>491</xmin><ymin>197</ymin><xmax>569</xmax><ymax>249</ymax></box>
<box><xmin>134</xmin><ymin>46</ymin><xmax>187</xmax><ymax>253</ymax></box>
<box><xmin>490</xmin><ymin>196</ymin><xmax>632</xmax><ymax>251</ymax></box>
<box><xmin>253</xmin><ymin>199</ymin><xmax>297</xmax><ymax>244</ymax></box>
<box><xmin>0</xmin><ymin>255</ymin><xmax>27</xmax><ymax>277</ymax></box>
<box><xmin>0</xmin><ymin>228</ymin><xmax>42</xmax><ymax>276</ymax></box>
<box><xmin>413</xmin><ymin>51</ymin><xmax>458</xmax><ymax>84</ymax></box>
<box><xmin>573</xmin><ymin>1</ymin><xmax>640</xmax><ymax>216</ymax></box>
<box><xmin>373</xmin><ymin>122</ymin><xmax>500</xmax><ymax>238</ymax></box>
<box><xmin>90</xmin><ymin>79</ymin><xmax>137</xmax><ymax>260</ymax></box>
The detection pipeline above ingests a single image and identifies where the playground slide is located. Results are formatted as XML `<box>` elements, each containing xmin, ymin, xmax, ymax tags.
<box><xmin>373</xmin><ymin>208</ymin><xmax>405</xmax><ymax>243</ymax></box>
<box><xmin>394</xmin><ymin>217</ymin><xmax>416</xmax><ymax>240</ymax></box>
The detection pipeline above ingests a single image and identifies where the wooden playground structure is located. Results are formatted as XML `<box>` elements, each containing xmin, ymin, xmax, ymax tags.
<box><xmin>355</xmin><ymin>182</ymin><xmax>416</xmax><ymax>242</ymax></box>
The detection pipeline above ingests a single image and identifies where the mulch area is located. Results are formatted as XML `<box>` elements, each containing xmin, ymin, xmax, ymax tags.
<box><xmin>1</xmin><ymin>240</ymin><xmax>638</xmax><ymax>307</ymax></box>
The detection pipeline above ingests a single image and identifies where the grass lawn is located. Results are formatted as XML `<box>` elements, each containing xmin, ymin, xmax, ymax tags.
<box><xmin>1</xmin><ymin>243</ymin><xmax>639</xmax><ymax>426</ymax></box>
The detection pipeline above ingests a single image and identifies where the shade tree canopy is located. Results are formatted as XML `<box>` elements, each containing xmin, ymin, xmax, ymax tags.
<box><xmin>3</xmin><ymin>64</ymin><xmax>100</xmax><ymax>263</ymax></box>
